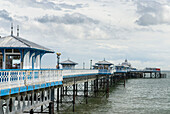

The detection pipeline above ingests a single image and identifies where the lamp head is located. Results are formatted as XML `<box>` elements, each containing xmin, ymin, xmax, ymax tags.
<box><xmin>56</xmin><ymin>52</ymin><xmax>61</xmax><ymax>56</ymax></box>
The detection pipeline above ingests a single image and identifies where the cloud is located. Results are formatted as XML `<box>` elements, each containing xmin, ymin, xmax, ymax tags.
<box><xmin>6</xmin><ymin>0</ymin><xmax>61</xmax><ymax>10</ymax></box>
<box><xmin>135</xmin><ymin>0</ymin><xmax>170</xmax><ymax>26</ymax></box>
<box><xmin>6</xmin><ymin>0</ymin><xmax>86</xmax><ymax>11</ymax></box>
<box><xmin>1</xmin><ymin>0</ymin><xmax>170</xmax><ymax>69</ymax></box>
<box><xmin>0</xmin><ymin>9</ymin><xmax>13</xmax><ymax>21</ymax></box>
<box><xmin>36</xmin><ymin>13</ymin><xmax>99</xmax><ymax>24</ymax></box>
<box><xmin>59</xmin><ymin>3</ymin><xmax>83</xmax><ymax>10</ymax></box>
<box><xmin>96</xmin><ymin>43</ymin><xmax>128</xmax><ymax>50</ymax></box>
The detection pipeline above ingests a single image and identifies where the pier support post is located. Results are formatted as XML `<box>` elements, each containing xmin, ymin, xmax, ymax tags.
<box><xmin>49</xmin><ymin>87</ymin><xmax>54</xmax><ymax>114</ymax></box>
<box><xmin>27</xmin><ymin>94</ymin><xmax>30</xmax><ymax>106</ymax></box>
<box><xmin>41</xmin><ymin>90</ymin><xmax>44</xmax><ymax>112</ymax></box>
<box><xmin>76</xmin><ymin>84</ymin><xmax>78</xmax><ymax>96</ymax></box>
<box><xmin>5</xmin><ymin>98</ymin><xmax>10</xmax><ymax>113</ymax></box>
<box><xmin>94</xmin><ymin>80</ymin><xmax>95</xmax><ymax>96</ymax></box>
<box><xmin>96</xmin><ymin>76</ymin><xmax>98</xmax><ymax>95</ymax></box>
<box><xmin>124</xmin><ymin>73</ymin><xmax>126</xmax><ymax>87</ymax></box>
<box><xmin>30</xmin><ymin>109</ymin><xmax>33</xmax><ymax>114</ymax></box>
<box><xmin>65</xmin><ymin>86</ymin><xmax>67</xmax><ymax>95</ymax></box>
<box><xmin>60</xmin><ymin>87</ymin><xmax>63</xmax><ymax>104</ymax></box>
<box><xmin>31</xmin><ymin>92</ymin><xmax>34</xmax><ymax>106</ymax></box>
<box><xmin>17</xmin><ymin>95</ymin><xmax>21</xmax><ymax>110</ymax></box>
<box><xmin>22</xmin><ymin>94</ymin><xmax>26</xmax><ymax>111</ymax></box>
<box><xmin>73</xmin><ymin>83</ymin><xmax>75</xmax><ymax>112</ymax></box>
<box><xmin>9</xmin><ymin>97</ymin><xmax>15</xmax><ymax>112</ymax></box>
<box><xmin>86</xmin><ymin>81</ymin><xmax>88</xmax><ymax>104</ymax></box>
<box><xmin>0</xmin><ymin>99</ymin><xmax>4</xmax><ymax>114</ymax></box>
<box><xmin>103</xmin><ymin>77</ymin><xmax>105</xmax><ymax>89</ymax></box>
<box><xmin>99</xmin><ymin>78</ymin><xmax>102</xmax><ymax>89</ymax></box>
<box><xmin>9</xmin><ymin>98</ymin><xmax>12</xmax><ymax>112</ymax></box>
<box><xmin>159</xmin><ymin>73</ymin><xmax>161</xmax><ymax>78</ymax></box>
<box><xmin>84</xmin><ymin>82</ymin><xmax>86</xmax><ymax>97</ymax></box>
<box><xmin>150</xmin><ymin>72</ymin><xmax>152</xmax><ymax>78</ymax></box>
<box><xmin>110</xmin><ymin>75</ymin><xmax>113</xmax><ymax>86</ymax></box>
<box><xmin>106</xmin><ymin>75</ymin><xmax>109</xmax><ymax>98</ymax></box>
<box><xmin>57</xmin><ymin>88</ymin><xmax>59</xmax><ymax>111</ymax></box>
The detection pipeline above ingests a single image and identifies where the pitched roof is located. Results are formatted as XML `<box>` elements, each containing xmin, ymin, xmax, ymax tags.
<box><xmin>95</xmin><ymin>59</ymin><xmax>113</xmax><ymax>65</ymax></box>
<box><xmin>0</xmin><ymin>35</ymin><xmax>54</xmax><ymax>53</ymax></box>
<box><xmin>60</xmin><ymin>59</ymin><xmax>78</xmax><ymax>65</ymax></box>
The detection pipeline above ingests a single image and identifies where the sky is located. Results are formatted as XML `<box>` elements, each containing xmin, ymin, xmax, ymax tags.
<box><xmin>0</xmin><ymin>0</ymin><xmax>170</xmax><ymax>70</ymax></box>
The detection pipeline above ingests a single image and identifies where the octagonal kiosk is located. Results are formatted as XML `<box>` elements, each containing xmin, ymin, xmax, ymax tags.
<box><xmin>0</xmin><ymin>33</ymin><xmax>54</xmax><ymax>70</ymax></box>
<box><xmin>95</xmin><ymin>59</ymin><xmax>113</xmax><ymax>74</ymax></box>
<box><xmin>60</xmin><ymin>59</ymin><xmax>78</xmax><ymax>69</ymax></box>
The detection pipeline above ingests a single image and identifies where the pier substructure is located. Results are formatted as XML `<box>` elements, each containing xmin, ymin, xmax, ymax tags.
<box><xmin>56</xmin><ymin>74</ymin><xmax>126</xmax><ymax>112</ymax></box>
<box><xmin>0</xmin><ymin>74</ymin><xmax>129</xmax><ymax>113</ymax></box>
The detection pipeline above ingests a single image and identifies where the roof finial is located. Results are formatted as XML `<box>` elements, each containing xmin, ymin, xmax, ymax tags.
<box><xmin>17</xmin><ymin>25</ymin><xmax>19</xmax><ymax>37</ymax></box>
<box><xmin>104</xmin><ymin>58</ymin><xmax>105</xmax><ymax>61</ymax></box>
<box><xmin>125</xmin><ymin>59</ymin><xmax>127</xmax><ymax>62</ymax></box>
<box><xmin>68</xmin><ymin>57</ymin><xmax>70</xmax><ymax>60</ymax></box>
<box><xmin>11</xmin><ymin>23</ymin><xmax>13</xmax><ymax>36</ymax></box>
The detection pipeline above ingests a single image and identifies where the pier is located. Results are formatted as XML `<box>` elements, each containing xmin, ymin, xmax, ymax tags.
<box><xmin>0</xmin><ymin>68</ymin><xmax>166</xmax><ymax>113</ymax></box>
<box><xmin>0</xmin><ymin>25</ymin><xmax>167</xmax><ymax>114</ymax></box>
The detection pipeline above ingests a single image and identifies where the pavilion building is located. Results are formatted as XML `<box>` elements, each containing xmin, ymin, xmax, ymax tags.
<box><xmin>95</xmin><ymin>59</ymin><xmax>113</xmax><ymax>70</ymax></box>
<box><xmin>0</xmin><ymin>24</ymin><xmax>54</xmax><ymax>69</ymax></box>
<box><xmin>60</xmin><ymin>59</ymin><xmax>78</xmax><ymax>69</ymax></box>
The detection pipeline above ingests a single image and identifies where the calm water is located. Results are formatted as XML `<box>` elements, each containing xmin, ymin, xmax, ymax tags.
<box><xmin>64</xmin><ymin>72</ymin><xmax>170</xmax><ymax>114</ymax></box>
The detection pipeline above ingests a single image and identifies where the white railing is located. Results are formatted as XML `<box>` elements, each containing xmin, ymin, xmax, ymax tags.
<box><xmin>114</xmin><ymin>69</ymin><xmax>128</xmax><ymax>73</ymax></box>
<box><xmin>98</xmin><ymin>69</ymin><xmax>113</xmax><ymax>74</ymax></box>
<box><xmin>0</xmin><ymin>69</ymin><xmax>113</xmax><ymax>90</ymax></box>
<box><xmin>63</xmin><ymin>69</ymin><xmax>98</xmax><ymax>78</ymax></box>
<box><xmin>0</xmin><ymin>69</ymin><xmax>63</xmax><ymax>90</ymax></box>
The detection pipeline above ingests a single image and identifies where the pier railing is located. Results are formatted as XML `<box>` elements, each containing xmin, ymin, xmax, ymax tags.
<box><xmin>0</xmin><ymin>68</ymin><xmax>113</xmax><ymax>95</ymax></box>
<box><xmin>63</xmin><ymin>69</ymin><xmax>98</xmax><ymax>78</ymax></box>
<box><xmin>0</xmin><ymin>69</ymin><xmax>63</xmax><ymax>90</ymax></box>
<box><xmin>98</xmin><ymin>69</ymin><xmax>113</xmax><ymax>74</ymax></box>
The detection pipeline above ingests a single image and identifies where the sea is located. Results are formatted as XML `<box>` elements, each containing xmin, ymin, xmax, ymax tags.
<box><xmin>61</xmin><ymin>71</ymin><xmax>170</xmax><ymax>114</ymax></box>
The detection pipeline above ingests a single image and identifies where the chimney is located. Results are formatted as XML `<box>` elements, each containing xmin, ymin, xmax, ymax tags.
<box><xmin>17</xmin><ymin>25</ymin><xmax>19</xmax><ymax>37</ymax></box>
<box><xmin>11</xmin><ymin>23</ymin><xmax>13</xmax><ymax>36</ymax></box>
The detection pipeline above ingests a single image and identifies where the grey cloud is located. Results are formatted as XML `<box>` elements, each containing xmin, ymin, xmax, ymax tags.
<box><xmin>59</xmin><ymin>3</ymin><xmax>83</xmax><ymax>9</ymax></box>
<box><xmin>6</xmin><ymin>0</ymin><xmax>61</xmax><ymax>10</ymax></box>
<box><xmin>135</xmin><ymin>0</ymin><xmax>170</xmax><ymax>26</ymax></box>
<box><xmin>36</xmin><ymin>13</ymin><xmax>99</xmax><ymax>24</ymax></box>
<box><xmin>136</xmin><ymin>14</ymin><xmax>158</xmax><ymax>26</ymax></box>
<box><xmin>0</xmin><ymin>10</ymin><xmax>13</xmax><ymax>21</ymax></box>
<box><xmin>14</xmin><ymin>15</ymin><xmax>29</xmax><ymax>21</ymax></box>
<box><xmin>136</xmin><ymin>0</ymin><xmax>161</xmax><ymax>14</ymax></box>
<box><xmin>6</xmin><ymin>0</ymin><xmax>86</xmax><ymax>11</ymax></box>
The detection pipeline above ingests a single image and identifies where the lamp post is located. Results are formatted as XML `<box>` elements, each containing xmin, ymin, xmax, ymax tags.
<box><xmin>83</xmin><ymin>62</ymin><xmax>85</xmax><ymax>69</ymax></box>
<box><xmin>90</xmin><ymin>60</ymin><xmax>92</xmax><ymax>69</ymax></box>
<box><xmin>56</xmin><ymin>52</ymin><xmax>61</xmax><ymax>69</ymax></box>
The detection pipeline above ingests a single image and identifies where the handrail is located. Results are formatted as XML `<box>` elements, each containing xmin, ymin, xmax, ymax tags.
<box><xmin>0</xmin><ymin>69</ymin><xmax>113</xmax><ymax>91</ymax></box>
<box><xmin>0</xmin><ymin>69</ymin><xmax>63</xmax><ymax>90</ymax></box>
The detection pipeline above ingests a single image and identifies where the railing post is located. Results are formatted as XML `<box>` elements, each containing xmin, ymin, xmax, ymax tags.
<box><xmin>18</xmin><ymin>71</ymin><xmax>20</xmax><ymax>87</ymax></box>
<box><xmin>8</xmin><ymin>71</ymin><xmax>11</xmax><ymax>88</ymax></box>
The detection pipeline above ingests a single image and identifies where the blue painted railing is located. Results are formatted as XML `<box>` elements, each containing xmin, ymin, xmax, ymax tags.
<box><xmin>0</xmin><ymin>69</ymin><xmax>113</xmax><ymax>96</ymax></box>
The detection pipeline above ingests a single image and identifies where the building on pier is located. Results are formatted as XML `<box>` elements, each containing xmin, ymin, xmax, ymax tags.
<box><xmin>94</xmin><ymin>59</ymin><xmax>113</xmax><ymax>73</ymax></box>
<box><xmin>60</xmin><ymin>59</ymin><xmax>78</xmax><ymax>69</ymax></box>
<box><xmin>115</xmin><ymin>59</ymin><xmax>136</xmax><ymax>72</ymax></box>
<box><xmin>144</xmin><ymin>67</ymin><xmax>160</xmax><ymax>71</ymax></box>
<box><xmin>122</xmin><ymin>59</ymin><xmax>131</xmax><ymax>68</ymax></box>
<box><xmin>0</xmin><ymin>24</ymin><xmax>54</xmax><ymax>69</ymax></box>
